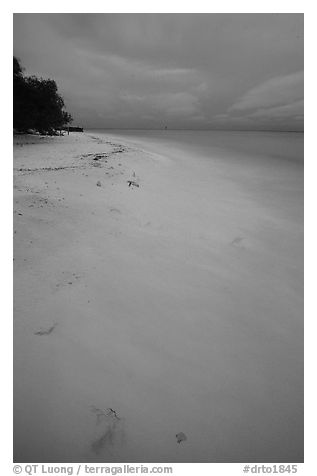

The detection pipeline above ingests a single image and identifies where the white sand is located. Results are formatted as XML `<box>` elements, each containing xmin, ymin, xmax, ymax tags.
<box><xmin>13</xmin><ymin>130</ymin><xmax>303</xmax><ymax>463</ymax></box>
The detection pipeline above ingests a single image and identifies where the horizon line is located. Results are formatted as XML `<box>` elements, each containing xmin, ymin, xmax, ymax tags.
<box><xmin>84</xmin><ymin>128</ymin><xmax>304</xmax><ymax>133</ymax></box>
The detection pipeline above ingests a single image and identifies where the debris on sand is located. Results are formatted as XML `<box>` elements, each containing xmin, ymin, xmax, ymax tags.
<box><xmin>127</xmin><ymin>180</ymin><xmax>139</xmax><ymax>188</ymax></box>
<box><xmin>107</xmin><ymin>408</ymin><xmax>120</xmax><ymax>420</ymax></box>
<box><xmin>91</xmin><ymin>406</ymin><xmax>120</xmax><ymax>424</ymax></box>
<box><xmin>96</xmin><ymin>181</ymin><xmax>102</xmax><ymax>187</ymax></box>
<box><xmin>176</xmin><ymin>432</ymin><xmax>187</xmax><ymax>444</ymax></box>
<box><xmin>34</xmin><ymin>323</ymin><xmax>57</xmax><ymax>336</ymax></box>
<box><xmin>127</xmin><ymin>170</ymin><xmax>139</xmax><ymax>188</ymax></box>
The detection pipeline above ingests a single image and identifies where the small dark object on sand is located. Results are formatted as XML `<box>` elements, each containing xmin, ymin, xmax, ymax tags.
<box><xmin>127</xmin><ymin>180</ymin><xmax>139</xmax><ymax>188</ymax></box>
<box><xmin>176</xmin><ymin>432</ymin><xmax>187</xmax><ymax>444</ymax></box>
<box><xmin>96</xmin><ymin>181</ymin><xmax>102</xmax><ymax>187</ymax></box>
<box><xmin>107</xmin><ymin>408</ymin><xmax>120</xmax><ymax>420</ymax></box>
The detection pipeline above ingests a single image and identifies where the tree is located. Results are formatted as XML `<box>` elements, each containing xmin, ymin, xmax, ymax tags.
<box><xmin>13</xmin><ymin>57</ymin><xmax>29</xmax><ymax>131</ymax></box>
<box><xmin>13</xmin><ymin>57</ymin><xmax>73</xmax><ymax>134</ymax></box>
<box><xmin>13</xmin><ymin>56</ymin><xmax>24</xmax><ymax>77</ymax></box>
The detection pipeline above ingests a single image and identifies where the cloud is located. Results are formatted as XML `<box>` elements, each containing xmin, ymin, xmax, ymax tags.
<box><xmin>120</xmin><ymin>91</ymin><xmax>201</xmax><ymax>120</ymax></box>
<box><xmin>14</xmin><ymin>14</ymin><xmax>304</xmax><ymax>130</ymax></box>
<box><xmin>248</xmin><ymin>99</ymin><xmax>304</xmax><ymax>120</ymax></box>
<box><xmin>229</xmin><ymin>71</ymin><xmax>303</xmax><ymax>112</ymax></box>
<box><xmin>152</xmin><ymin>92</ymin><xmax>200</xmax><ymax>117</ymax></box>
<box><xmin>219</xmin><ymin>71</ymin><xmax>304</xmax><ymax>129</ymax></box>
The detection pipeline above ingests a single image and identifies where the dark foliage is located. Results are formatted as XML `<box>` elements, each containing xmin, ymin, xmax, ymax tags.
<box><xmin>13</xmin><ymin>57</ymin><xmax>72</xmax><ymax>134</ymax></box>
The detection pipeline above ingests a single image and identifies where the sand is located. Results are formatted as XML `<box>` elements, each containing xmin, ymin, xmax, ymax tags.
<box><xmin>13</xmin><ymin>130</ymin><xmax>303</xmax><ymax>463</ymax></box>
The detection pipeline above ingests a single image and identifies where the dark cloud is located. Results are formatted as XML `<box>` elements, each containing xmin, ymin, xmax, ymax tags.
<box><xmin>13</xmin><ymin>13</ymin><xmax>304</xmax><ymax>130</ymax></box>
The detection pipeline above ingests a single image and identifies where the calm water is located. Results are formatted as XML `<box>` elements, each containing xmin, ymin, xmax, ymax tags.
<box><xmin>89</xmin><ymin>129</ymin><xmax>304</xmax><ymax>163</ymax></box>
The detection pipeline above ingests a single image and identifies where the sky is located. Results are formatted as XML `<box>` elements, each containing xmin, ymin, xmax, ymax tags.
<box><xmin>13</xmin><ymin>13</ymin><xmax>304</xmax><ymax>130</ymax></box>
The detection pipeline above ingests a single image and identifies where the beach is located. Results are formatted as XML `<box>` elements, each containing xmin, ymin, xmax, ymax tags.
<box><xmin>13</xmin><ymin>130</ymin><xmax>304</xmax><ymax>463</ymax></box>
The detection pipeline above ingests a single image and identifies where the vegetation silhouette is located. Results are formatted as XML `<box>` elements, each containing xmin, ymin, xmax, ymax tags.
<box><xmin>13</xmin><ymin>56</ymin><xmax>72</xmax><ymax>135</ymax></box>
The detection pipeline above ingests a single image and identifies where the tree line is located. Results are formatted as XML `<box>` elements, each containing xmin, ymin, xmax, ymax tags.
<box><xmin>13</xmin><ymin>56</ymin><xmax>73</xmax><ymax>134</ymax></box>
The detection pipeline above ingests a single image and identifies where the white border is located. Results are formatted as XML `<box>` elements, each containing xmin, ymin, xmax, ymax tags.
<box><xmin>3</xmin><ymin>3</ymin><xmax>312</xmax><ymax>475</ymax></box>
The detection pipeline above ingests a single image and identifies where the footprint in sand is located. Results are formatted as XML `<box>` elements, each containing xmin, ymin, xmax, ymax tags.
<box><xmin>34</xmin><ymin>323</ymin><xmax>57</xmax><ymax>336</ymax></box>
<box><xmin>231</xmin><ymin>236</ymin><xmax>245</xmax><ymax>247</ymax></box>
<box><xmin>110</xmin><ymin>208</ymin><xmax>121</xmax><ymax>214</ymax></box>
<box><xmin>90</xmin><ymin>406</ymin><xmax>125</xmax><ymax>454</ymax></box>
